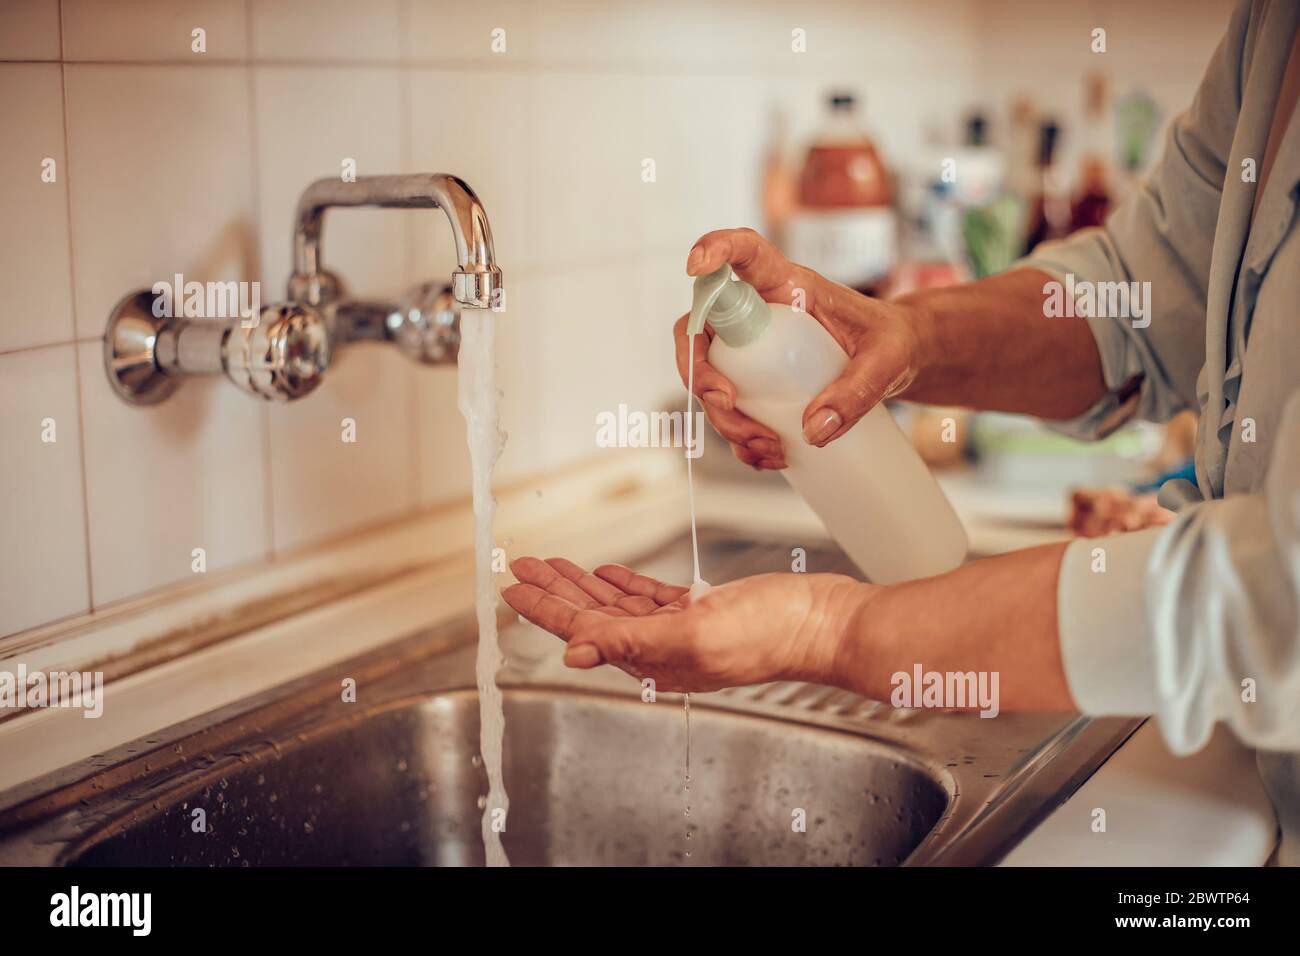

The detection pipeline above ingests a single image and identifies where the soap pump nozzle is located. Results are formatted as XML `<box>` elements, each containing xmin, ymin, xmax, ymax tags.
<box><xmin>688</xmin><ymin>265</ymin><xmax>771</xmax><ymax>346</ymax></box>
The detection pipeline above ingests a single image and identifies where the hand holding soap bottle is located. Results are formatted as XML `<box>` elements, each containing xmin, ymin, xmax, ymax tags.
<box><xmin>683</xmin><ymin>237</ymin><xmax>967</xmax><ymax>585</ymax></box>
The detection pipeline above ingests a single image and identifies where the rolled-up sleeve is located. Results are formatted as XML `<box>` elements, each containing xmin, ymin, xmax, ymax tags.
<box><xmin>1058</xmin><ymin>390</ymin><xmax>1300</xmax><ymax>753</ymax></box>
<box><xmin>1018</xmin><ymin>0</ymin><xmax>1252</xmax><ymax>440</ymax></box>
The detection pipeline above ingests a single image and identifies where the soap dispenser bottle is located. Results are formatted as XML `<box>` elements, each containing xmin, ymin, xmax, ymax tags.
<box><xmin>689</xmin><ymin>266</ymin><xmax>967</xmax><ymax>584</ymax></box>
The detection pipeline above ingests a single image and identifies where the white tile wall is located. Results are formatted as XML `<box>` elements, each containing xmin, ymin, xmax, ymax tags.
<box><xmin>0</xmin><ymin>346</ymin><xmax>89</xmax><ymax>635</ymax></box>
<box><xmin>76</xmin><ymin>342</ymin><xmax>271</xmax><ymax>606</ymax></box>
<box><xmin>0</xmin><ymin>0</ymin><xmax>1230</xmax><ymax>637</ymax></box>
<box><xmin>62</xmin><ymin>0</ymin><xmax>249</xmax><ymax>62</ymax></box>
<box><xmin>0</xmin><ymin>0</ymin><xmax>61</xmax><ymax>61</ymax></box>
<box><xmin>0</xmin><ymin>64</ymin><xmax>74</xmax><ymax>352</ymax></box>
<box><xmin>252</xmin><ymin>65</ymin><xmax>409</xmax><ymax>297</ymax></box>
<box><xmin>64</xmin><ymin>64</ymin><xmax>257</xmax><ymax>340</ymax></box>
<box><xmin>402</xmin><ymin>0</ymin><xmax>535</xmax><ymax>63</ymax></box>
<box><xmin>251</xmin><ymin>0</ymin><xmax>402</xmax><ymax>62</ymax></box>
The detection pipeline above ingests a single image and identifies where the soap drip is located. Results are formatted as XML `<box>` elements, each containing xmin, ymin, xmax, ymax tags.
<box><xmin>685</xmin><ymin>332</ymin><xmax>710</xmax><ymax>596</ymax></box>
<box><xmin>682</xmin><ymin>331</ymin><xmax>711</xmax><ymax>863</ymax></box>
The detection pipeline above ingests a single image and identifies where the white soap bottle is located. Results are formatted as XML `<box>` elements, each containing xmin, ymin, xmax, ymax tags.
<box><xmin>689</xmin><ymin>266</ymin><xmax>967</xmax><ymax>584</ymax></box>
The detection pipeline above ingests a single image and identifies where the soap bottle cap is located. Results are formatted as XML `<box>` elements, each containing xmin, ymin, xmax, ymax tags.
<box><xmin>687</xmin><ymin>266</ymin><xmax>771</xmax><ymax>346</ymax></box>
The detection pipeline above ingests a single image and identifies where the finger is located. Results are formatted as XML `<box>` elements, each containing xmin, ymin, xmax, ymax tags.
<box><xmin>509</xmin><ymin>556</ymin><xmax>600</xmax><ymax>608</ymax></box>
<box><xmin>801</xmin><ymin>340</ymin><xmax>912</xmax><ymax>447</ymax></box>
<box><xmin>730</xmin><ymin>440</ymin><xmax>786</xmax><ymax>471</ymax></box>
<box><xmin>685</xmin><ymin>228</ymin><xmax>790</xmax><ymax>295</ymax></box>
<box><xmin>501</xmin><ymin>583</ymin><xmax>587</xmax><ymax>640</ymax></box>
<box><xmin>673</xmin><ymin>315</ymin><xmax>735</xmax><ymax>412</ymax></box>
<box><xmin>593</xmin><ymin>564</ymin><xmax>690</xmax><ymax>606</ymax></box>
<box><xmin>545</xmin><ymin>556</ymin><xmax>623</xmax><ymax>602</ymax></box>
<box><xmin>702</xmin><ymin>403</ymin><xmax>784</xmax><ymax>461</ymax></box>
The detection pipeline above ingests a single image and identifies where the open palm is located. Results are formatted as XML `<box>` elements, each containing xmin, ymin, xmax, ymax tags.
<box><xmin>502</xmin><ymin>556</ymin><xmax>864</xmax><ymax>694</ymax></box>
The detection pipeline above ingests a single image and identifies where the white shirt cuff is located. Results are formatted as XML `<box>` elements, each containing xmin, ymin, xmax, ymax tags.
<box><xmin>1057</xmin><ymin>526</ymin><xmax>1165</xmax><ymax>715</ymax></box>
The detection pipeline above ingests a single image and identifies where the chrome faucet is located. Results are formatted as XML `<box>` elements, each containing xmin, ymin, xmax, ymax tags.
<box><xmin>104</xmin><ymin>173</ymin><xmax>503</xmax><ymax>406</ymax></box>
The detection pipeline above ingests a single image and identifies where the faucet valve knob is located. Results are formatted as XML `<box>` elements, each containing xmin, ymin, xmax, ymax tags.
<box><xmin>225</xmin><ymin>303</ymin><xmax>331</xmax><ymax>401</ymax></box>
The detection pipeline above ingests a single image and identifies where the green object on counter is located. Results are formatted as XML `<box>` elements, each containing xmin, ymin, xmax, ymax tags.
<box><xmin>962</xmin><ymin>196</ymin><xmax>1025</xmax><ymax>278</ymax></box>
<box><xmin>972</xmin><ymin>414</ymin><xmax>1149</xmax><ymax>457</ymax></box>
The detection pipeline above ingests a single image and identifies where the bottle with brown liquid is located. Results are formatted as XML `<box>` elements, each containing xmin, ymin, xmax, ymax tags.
<box><xmin>1071</xmin><ymin>73</ymin><xmax>1113</xmax><ymax>231</ymax></box>
<box><xmin>784</xmin><ymin>92</ymin><xmax>896</xmax><ymax>293</ymax></box>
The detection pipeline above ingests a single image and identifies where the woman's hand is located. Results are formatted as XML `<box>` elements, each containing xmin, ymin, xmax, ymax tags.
<box><xmin>674</xmin><ymin>228</ymin><xmax>925</xmax><ymax>468</ymax></box>
<box><xmin>501</xmin><ymin>556</ymin><xmax>869</xmax><ymax>694</ymax></box>
<box><xmin>1068</xmin><ymin>488</ymin><xmax>1176</xmax><ymax>537</ymax></box>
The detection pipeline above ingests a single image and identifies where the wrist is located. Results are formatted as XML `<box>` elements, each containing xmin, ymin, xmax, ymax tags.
<box><xmin>891</xmin><ymin>294</ymin><xmax>938</xmax><ymax>402</ymax></box>
<box><xmin>817</xmin><ymin>578</ymin><xmax>889</xmax><ymax>693</ymax></box>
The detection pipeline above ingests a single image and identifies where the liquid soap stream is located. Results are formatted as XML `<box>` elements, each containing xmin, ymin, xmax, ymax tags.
<box><xmin>457</xmin><ymin>310</ymin><xmax>510</xmax><ymax>868</ymax></box>
<box><xmin>683</xmin><ymin>332</ymin><xmax>711</xmax><ymax>860</ymax></box>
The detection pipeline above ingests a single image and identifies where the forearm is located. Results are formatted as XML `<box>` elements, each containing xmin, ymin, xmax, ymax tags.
<box><xmin>895</xmin><ymin>268</ymin><xmax>1107</xmax><ymax>420</ymax></box>
<box><xmin>830</xmin><ymin>542</ymin><xmax>1077</xmax><ymax>712</ymax></box>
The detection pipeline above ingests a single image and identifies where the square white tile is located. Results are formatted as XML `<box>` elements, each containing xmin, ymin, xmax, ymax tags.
<box><xmin>0</xmin><ymin>64</ymin><xmax>75</xmax><ymax>352</ymax></box>
<box><xmin>402</xmin><ymin>0</ymin><xmax>535</xmax><ymax>63</ymax></box>
<box><xmin>405</xmin><ymin>68</ymin><xmax>537</xmax><ymax>281</ymax></box>
<box><xmin>251</xmin><ymin>0</ymin><xmax>402</xmax><ymax>61</ymax></box>
<box><xmin>267</xmin><ymin>346</ymin><xmax>419</xmax><ymax>553</ymax></box>
<box><xmin>414</xmin><ymin>362</ymin><xmax>469</xmax><ymax>508</ymax></box>
<box><xmin>77</xmin><ymin>342</ymin><xmax>271</xmax><ymax>607</ymax></box>
<box><xmin>0</xmin><ymin>346</ymin><xmax>90</xmax><ymax>636</ymax></box>
<box><xmin>532</xmin><ymin>73</ymin><xmax>651</xmax><ymax>270</ymax></box>
<box><xmin>637</xmin><ymin>73</ymin><xmax>766</xmax><ymax>251</ymax></box>
<box><xmin>64</xmin><ymin>64</ymin><xmax>257</xmax><ymax>340</ymax></box>
<box><xmin>253</xmin><ymin>65</ymin><xmax>409</xmax><ymax>297</ymax></box>
<box><xmin>62</xmin><ymin>0</ymin><xmax>249</xmax><ymax>61</ymax></box>
<box><xmin>494</xmin><ymin>264</ymin><xmax>673</xmax><ymax>483</ymax></box>
<box><xmin>0</xmin><ymin>0</ymin><xmax>60</xmax><ymax>60</ymax></box>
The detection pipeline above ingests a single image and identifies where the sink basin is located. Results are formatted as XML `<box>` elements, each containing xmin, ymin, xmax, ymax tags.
<box><xmin>65</xmin><ymin>689</ymin><xmax>947</xmax><ymax>867</ymax></box>
<box><xmin>0</xmin><ymin>527</ymin><xmax>1139</xmax><ymax>867</ymax></box>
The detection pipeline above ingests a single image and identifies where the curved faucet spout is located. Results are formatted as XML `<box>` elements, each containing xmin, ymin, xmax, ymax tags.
<box><xmin>292</xmin><ymin>173</ymin><xmax>502</xmax><ymax>308</ymax></box>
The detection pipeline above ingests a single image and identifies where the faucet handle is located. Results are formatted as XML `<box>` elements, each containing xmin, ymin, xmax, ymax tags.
<box><xmin>392</xmin><ymin>282</ymin><xmax>461</xmax><ymax>364</ymax></box>
<box><xmin>224</xmin><ymin>303</ymin><xmax>331</xmax><ymax>401</ymax></box>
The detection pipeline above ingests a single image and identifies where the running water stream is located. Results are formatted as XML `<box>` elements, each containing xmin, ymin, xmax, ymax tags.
<box><xmin>457</xmin><ymin>310</ymin><xmax>510</xmax><ymax>868</ymax></box>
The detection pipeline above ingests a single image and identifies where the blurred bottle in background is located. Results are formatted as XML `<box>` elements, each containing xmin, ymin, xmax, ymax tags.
<box><xmin>1004</xmin><ymin>97</ymin><xmax>1040</xmax><ymax>219</ymax></box>
<box><xmin>1023</xmin><ymin>118</ymin><xmax>1070</xmax><ymax>254</ymax></box>
<box><xmin>1115</xmin><ymin>88</ymin><xmax>1161</xmax><ymax>202</ymax></box>
<box><xmin>1071</xmin><ymin>72</ymin><xmax>1113</xmax><ymax>231</ymax></box>
<box><xmin>761</xmin><ymin>107</ymin><xmax>799</xmax><ymax>249</ymax></box>
<box><xmin>783</xmin><ymin>92</ymin><xmax>897</xmax><ymax>294</ymax></box>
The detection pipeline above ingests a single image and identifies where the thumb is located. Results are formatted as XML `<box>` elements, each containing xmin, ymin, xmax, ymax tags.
<box><xmin>801</xmin><ymin>348</ymin><xmax>909</xmax><ymax>447</ymax></box>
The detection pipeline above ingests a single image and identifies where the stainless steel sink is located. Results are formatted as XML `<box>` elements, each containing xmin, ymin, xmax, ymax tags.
<box><xmin>0</xmin><ymin>528</ymin><xmax>1140</xmax><ymax>866</ymax></box>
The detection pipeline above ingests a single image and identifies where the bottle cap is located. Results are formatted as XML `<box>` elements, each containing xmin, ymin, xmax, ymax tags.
<box><xmin>687</xmin><ymin>266</ymin><xmax>771</xmax><ymax>346</ymax></box>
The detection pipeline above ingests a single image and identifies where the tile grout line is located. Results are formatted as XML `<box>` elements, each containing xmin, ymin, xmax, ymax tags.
<box><xmin>56</xmin><ymin>0</ymin><xmax>96</xmax><ymax>614</ymax></box>
<box><xmin>0</xmin><ymin>335</ymin><xmax>103</xmax><ymax>358</ymax></box>
<box><xmin>245</xmin><ymin>0</ymin><xmax>278</xmax><ymax>564</ymax></box>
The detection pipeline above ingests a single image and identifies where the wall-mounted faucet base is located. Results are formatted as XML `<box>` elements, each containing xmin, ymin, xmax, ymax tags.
<box><xmin>103</xmin><ymin>290</ymin><xmax>181</xmax><ymax>406</ymax></box>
